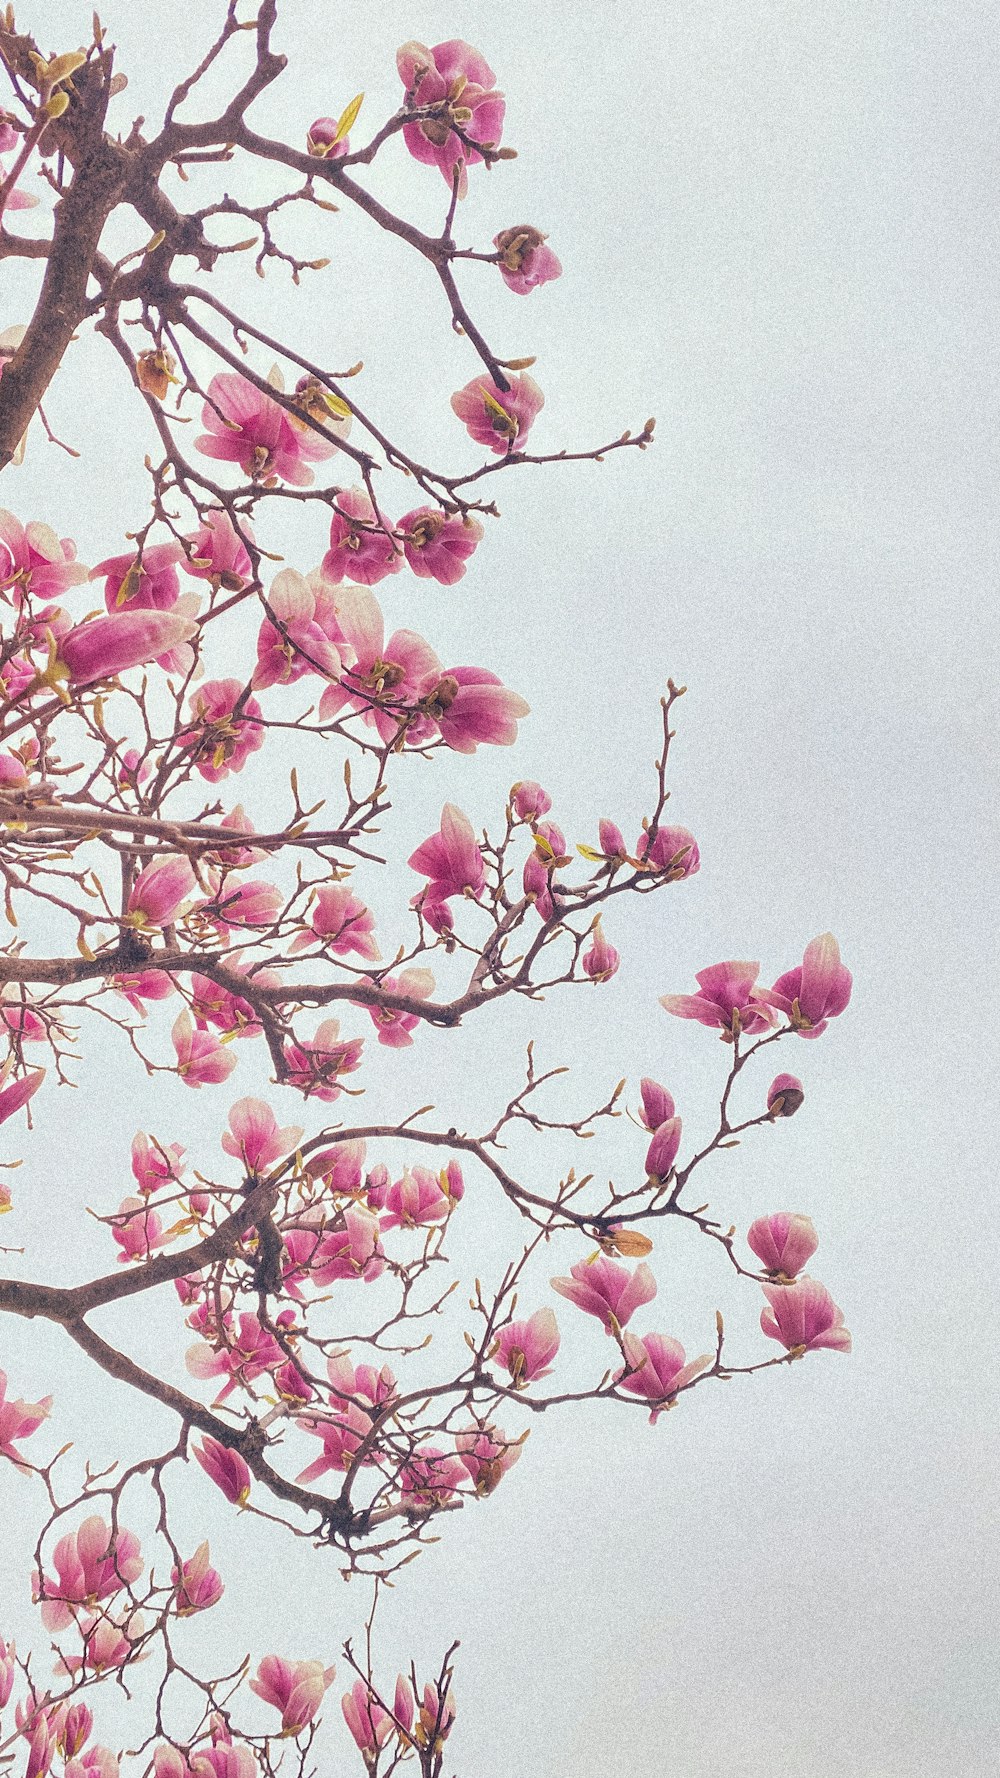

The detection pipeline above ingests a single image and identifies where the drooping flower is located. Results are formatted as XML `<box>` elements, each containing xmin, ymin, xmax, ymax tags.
<box><xmin>0</xmin><ymin>1368</ymin><xmax>51</xmax><ymax>1463</ymax></box>
<box><xmin>0</xmin><ymin>1065</ymin><xmax>44</xmax><ymax>1125</ymax></box>
<box><xmin>221</xmin><ymin>1098</ymin><xmax>302</xmax><ymax>1174</ymax></box>
<box><xmin>427</xmin><ymin>665</ymin><xmax>530</xmax><ymax>753</ymax></box>
<box><xmin>616</xmin><ymin>1333</ymin><xmax>712</xmax><ymax>1422</ymax></box>
<box><xmin>760</xmin><ymin>1276</ymin><xmax>852</xmax><ymax>1354</ymax></box>
<box><xmin>180</xmin><ymin>680</ymin><xmax>264</xmax><ymax>782</ymax></box>
<box><xmin>195</xmin><ymin>371</ymin><xmax>338</xmax><ymax>487</ymax></box>
<box><xmin>399</xmin><ymin>506</ymin><xmax>484</xmax><ymax>583</ymax></box>
<box><xmin>59</xmin><ymin>610</ymin><xmax>198</xmax><ymax>686</ymax></box>
<box><xmin>173</xmin><ymin>1542</ymin><xmax>224</xmax><ymax>1615</ymax></box>
<box><xmin>320</xmin><ymin>487</ymin><xmax>401</xmax><ymax>586</ymax></box>
<box><xmin>455</xmin><ymin>1424</ymin><xmax>523</xmax><ymax>1494</ymax></box>
<box><xmin>91</xmin><ymin>542</ymin><xmax>184</xmax><ymax>613</ymax></box>
<box><xmin>493</xmin><ymin>225</ymin><xmax>562</xmax><ymax>295</ymax></box>
<box><xmin>748</xmin><ymin>1213</ymin><xmax>819</xmax><ymax>1280</ymax></box>
<box><xmin>397</xmin><ymin>39</ymin><xmax>505</xmax><ymax>198</ymax></box>
<box><xmin>364</xmin><ymin>967</ymin><xmax>435</xmax><ymax>1048</ymax></box>
<box><xmin>408</xmin><ymin>803</ymin><xmax>485</xmax><ymax>900</ymax></box>
<box><xmin>550</xmin><ymin>1252</ymin><xmax>657</xmax><ymax>1332</ymax></box>
<box><xmin>493</xmin><ymin>1308</ymin><xmax>560</xmax><ymax>1386</ymax></box>
<box><xmin>111</xmin><ymin>1196</ymin><xmax>167</xmax><ymax>1263</ymax></box>
<box><xmin>250</xmin><ymin>1657</ymin><xmax>336</xmax><ymax>1735</ymax></box>
<box><xmin>205</xmin><ymin>878</ymin><xmax>283</xmax><ymax>934</ymax></box>
<box><xmin>131</xmin><ymin>1131</ymin><xmax>185</xmax><ymax>1195</ymax></box>
<box><xmin>767</xmin><ymin>1073</ymin><xmax>805</xmax><ymax>1116</ymax></box>
<box><xmin>193</xmin><ymin>1436</ymin><xmax>251</xmax><ymax>1505</ymax></box>
<box><xmin>451</xmin><ymin>371</ymin><xmax>544</xmax><ymax>454</ymax></box>
<box><xmin>758</xmin><ymin>933</ymin><xmax>853</xmax><ymax>1039</ymax></box>
<box><xmin>111</xmin><ymin>970</ymin><xmax>176</xmax><ymax>1014</ymax></box>
<box><xmin>171</xmin><ymin>1011</ymin><xmax>238</xmax><ymax>1088</ymax></box>
<box><xmin>659</xmin><ymin>961</ymin><xmax>774</xmax><ymax>1038</ymax></box>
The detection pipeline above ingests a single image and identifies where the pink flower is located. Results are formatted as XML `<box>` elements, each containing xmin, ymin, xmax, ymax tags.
<box><xmin>173</xmin><ymin>1542</ymin><xmax>224</xmax><ymax>1615</ymax></box>
<box><xmin>767</xmin><ymin>1073</ymin><xmax>805</xmax><ymax>1116</ymax></box>
<box><xmin>638</xmin><ymin>1078</ymin><xmax>675</xmax><ymax>1131</ymax></box>
<box><xmin>304</xmin><ymin>1140</ymin><xmax>367</xmax><ymax>1194</ymax></box>
<box><xmin>0</xmin><ymin>510</ymin><xmax>88</xmax><ymax>600</ymax></box>
<box><xmin>180</xmin><ymin>680</ymin><xmax>264</xmax><ymax>783</ymax></box>
<box><xmin>341</xmin><ymin>1682</ymin><xmax>392</xmax><ymax>1757</ymax></box>
<box><xmin>222</xmin><ymin>1098</ymin><xmax>302</xmax><ymax>1173</ymax></box>
<box><xmin>616</xmin><ymin>1333</ymin><xmax>712</xmax><ymax>1422</ymax></box>
<box><xmin>636</xmin><ymin>825</ymin><xmax>700</xmax><ymax>877</ymax></box>
<box><xmin>131</xmin><ymin>1131</ymin><xmax>185</xmax><ymax>1195</ymax></box>
<box><xmin>193</xmin><ymin>1436</ymin><xmax>251</xmax><ymax>1505</ymax></box>
<box><xmin>153</xmin><ymin>1748</ymin><xmax>194</xmax><ymax>1778</ymax></box>
<box><xmin>38</xmin><ymin>1516</ymin><xmax>143</xmax><ymax>1632</ymax></box>
<box><xmin>111</xmin><ymin>1196</ymin><xmax>167</xmax><ymax>1262</ymax></box>
<box><xmin>91</xmin><ymin>542</ymin><xmax>184</xmax><ymax>613</ymax></box>
<box><xmin>582</xmin><ymin>917</ymin><xmax>619</xmax><ymax>982</ymax></box>
<box><xmin>196</xmin><ymin>371</ymin><xmax>337</xmax><ymax>487</ymax></box>
<box><xmin>184</xmin><ymin>510</ymin><xmax>254</xmax><ymax>588</ymax></box>
<box><xmin>306</xmin><ymin>117</ymin><xmax>351</xmax><ymax>159</ymax></box>
<box><xmin>57</xmin><ymin>1704</ymin><xmax>93</xmax><ymax>1759</ymax></box>
<box><xmin>250</xmin><ymin>1657</ymin><xmax>335</xmax><ymax>1734</ymax></box>
<box><xmin>206</xmin><ymin>806</ymin><xmax>266</xmax><ymax>871</ymax></box>
<box><xmin>311</xmin><ymin>1204</ymin><xmax>385</xmax><ymax>1284</ymax></box>
<box><xmin>409</xmin><ymin>803</ymin><xmax>485</xmax><ymax>900</ymax></box>
<box><xmin>0</xmin><ymin>1368</ymin><xmax>51</xmax><ymax>1462</ymax></box>
<box><xmin>206</xmin><ymin>878</ymin><xmax>283</xmax><ymax>933</ymax></box>
<box><xmin>644</xmin><ymin>1117</ymin><xmax>682</xmax><ymax>1179</ymax></box>
<box><xmin>290</xmin><ymin>882</ymin><xmax>379</xmax><ymax>960</ymax></box>
<box><xmin>188</xmin><ymin>1727</ymin><xmax>256</xmax><ymax>1778</ymax></box>
<box><xmin>0</xmin><ymin>748</ymin><xmax>28</xmax><ymax>788</ymax></box>
<box><xmin>0</xmin><ymin>1635</ymin><xmax>16</xmax><ymax>1708</ymax></box>
<box><xmin>171</xmin><ymin>1012</ymin><xmax>238</xmax><ymax>1088</ymax></box>
<box><xmin>748</xmin><ymin>1214</ymin><xmax>819</xmax><ymax>1279</ymax></box>
<box><xmin>598</xmin><ymin>818</ymin><xmax>627</xmax><ymax>859</ymax></box>
<box><xmin>760</xmin><ymin>1277</ymin><xmax>852</xmax><ymax>1354</ymax></box>
<box><xmin>399</xmin><ymin>506</ymin><xmax>484</xmax><ymax>584</ymax></box>
<box><xmin>493</xmin><ymin>225</ymin><xmax>562</xmax><ymax>295</ymax></box>
<box><xmin>326</xmin><ymin>1351</ymin><xmax>397</xmax><ymax>1410</ymax></box>
<box><xmin>494</xmin><ymin>1308</ymin><xmax>560</xmax><ymax>1386</ymax></box>
<box><xmin>394</xmin><ymin>1676</ymin><xmax>415</xmax><ymax>1735</ymax></box>
<box><xmin>401</xmin><ymin>1446</ymin><xmax>466</xmax><ymax>1512</ymax></box>
<box><xmin>415</xmin><ymin>1681</ymin><xmax>456</xmax><ymax>1751</ymax></box>
<box><xmin>397</xmin><ymin>39</ymin><xmax>505</xmax><ymax>198</ymax></box>
<box><xmin>186</xmin><ymin>1312</ymin><xmax>284</xmax><ymax>1401</ymax></box>
<box><xmin>65</xmin><ymin>1748</ymin><xmax>119</xmax><ymax>1778</ymax></box>
<box><xmin>365</xmin><ymin>967</ymin><xmax>435</xmax><ymax>1048</ymax></box>
<box><xmin>111</xmin><ymin>969</ymin><xmax>175</xmax><ymax>1014</ymax></box>
<box><xmin>320</xmin><ymin>487</ymin><xmax>401</xmax><ymax>586</ymax></box>
<box><xmin>451</xmin><ymin>371</ymin><xmax>544</xmax><ymax>454</ymax></box>
<box><xmin>318</xmin><ymin>586</ymin><xmax>441</xmax><ymax>744</ymax></box>
<box><xmin>126</xmin><ymin>855</ymin><xmax>196</xmax><ymax>929</ymax></box>
<box><xmin>281</xmin><ymin>1021</ymin><xmax>364</xmax><ymax>1101</ymax></box>
<box><xmin>23</xmin><ymin>1714</ymin><xmax>56</xmax><ymax>1778</ymax></box>
<box><xmin>116</xmin><ymin>748</ymin><xmax>152</xmax><ymax>789</ymax></box>
<box><xmin>59</xmin><ymin>610</ymin><xmax>198</xmax><ymax>685</ymax></box>
<box><xmin>510</xmin><ymin>780</ymin><xmax>551</xmax><ymax>821</ymax></box>
<box><xmin>429</xmin><ymin>666</ymin><xmax>530</xmax><ymax>753</ymax></box>
<box><xmin>758</xmin><ymin>933</ymin><xmax>853</xmax><ymax>1038</ymax></box>
<box><xmin>0</xmin><ymin>156</ymin><xmax>37</xmax><ymax>211</ymax></box>
<box><xmin>0</xmin><ymin>990</ymin><xmax>45</xmax><ymax>1041</ymax></box>
<box><xmin>379</xmin><ymin>1166</ymin><xmax>457</xmax><ymax>1231</ymax></box>
<box><xmin>659</xmin><ymin>961</ymin><xmax>774</xmax><ymax>1038</ymax></box>
<box><xmin>296</xmin><ymin>1402</ymin><xmax>374</xmax><ymax>1483</ymax></box>
<box><xmin>455</xmin><ymin>1424</ymin><xmax>523</xmax><ymax>1495</ymax></box>
<box><xmin>551</xmin><ymin>1252</ymin><xmax>657</xmax><ymax>1332</ymax></box>
<box><xmin>0</xmin><ymin>1065</ymin><xmax>44</xmax><ymax>1125</ymax></box>
<box><xmin>252</xmin><ymin>568</ymin><xmax>343</xmax><ymax>689</ymax></box>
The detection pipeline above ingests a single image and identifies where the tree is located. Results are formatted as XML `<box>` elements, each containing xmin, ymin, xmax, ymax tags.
<box><xmin>0</xmin><ymin>9</ymin><xmax>852</xmax><ymax>1775</ymax></box>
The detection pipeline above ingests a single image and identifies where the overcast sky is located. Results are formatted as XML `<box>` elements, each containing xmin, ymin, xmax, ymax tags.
<box><xmin>2</xmin><ymin>3</ymin><xmax>998</xmax><ymax>1775</ymax></box>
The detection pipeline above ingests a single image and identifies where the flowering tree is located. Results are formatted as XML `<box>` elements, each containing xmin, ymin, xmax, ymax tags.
<box><xmin>0</xmin><ymin>10</ymin><xmax>853</xmax><ymax>1776</ymax></box>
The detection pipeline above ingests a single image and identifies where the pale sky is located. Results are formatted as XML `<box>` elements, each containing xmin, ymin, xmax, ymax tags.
<box><xmin>2</xmin><ymin>4</ymin><xmax>997</xmax><ymax>1775</ymax></box>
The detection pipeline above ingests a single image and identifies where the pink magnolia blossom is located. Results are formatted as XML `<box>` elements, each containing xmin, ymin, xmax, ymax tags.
<box><xmin>222</xmin><ymin>1098</ymin><xmax>302</xmax><ymax>1174</ymax></box>
<box><xmin>0</xmin><ymin>1065</ymin><xmax>44</xmax><ymax>1125</ymax></box>
<box><xmin>131</xmin><ymin>1131</ymin><xmax>185</xmax><ymax>1195</ymax></box>
<box><xmin>206</xmin><ymin>878</ymin><xmax>283</xmax><ymax>933</ymax></box>
<box><xmin>0</xmin><ymin>1635</ymin><xmax>16</xmax><ymax>1708</ymax></box>
<box><xmin>91</xmin><ymin>542</ymin><xmax>184</xmax><ymax>613</ymax></box>
<box><xmin>0</xmin><ymin>1368</ymin><xmax>51</xmax><ymax>1462</ymax></box>
<box><xmin>189</xmin><ymin>963</ymin><xmax>280</xmax><ymax>1040</ymax></box>
<box><xmin>111</xmin><ymin>1196</ymin><xmax>167</xmax><ymax>1263</ymax></box>
<box><xmin>365</xmin><ymin>966</ymin><xmax>435</xmax><ymax>1048</ymax></box>
<box><xmin>23</xmin><ymin>1715</ymin><xmax>56</xmax><ymax>1778</ymax></box>
<box><xmin>767</xmin><ymin>1072</ymin><xmax>805</xmax><ymax>1116</ymax></box>
<box><xmin>582</xmin><ymin>917</ymin><xmax>620</xmax><ymax>982</ymax></box>
<box><xmin>173</xmin><ymin>1542</ymin><xmax>224</xmax><ymax>1615</ymax></box>
<box><xmin>598</xmin><ymin>818</ymin><xmax>627</xmax><ymax>859</ymax></box>
<box><xmin>289</xmin><ymin>882</ymin><xmax>379</xmax><ymax>960</ymax></box>
<box><xmin>304</xmin><ymin>1138</ymin><xmax>367</xmax><ymax>1195</ymax></box>
<box><xmin>451</xmin><ymin>371</ymin><xmax>544</xmax><ymax>454</ymax></box>
<box><xmin>111</xmin><ymin>969</ymin><xmax>175</xmax><ymax>1014</ymax></box>
<box><xmin>186</xmin><ymin>1312</ymin><xmax>285</xmax><ymax>1401</ymax></box>
<box><xmin>196</xmin><ymin>370</ymin><xmax>338</xmax><ymax>487</ymax></box>
<box><xmin>636</xmin><ymin>824</ymin><xmax>700</xmax><ymax>876</ymax></box>
<box><xmin>65</xmin><ymin>1749</ymin><xmax>119</xmax><ymax>1778</ymax></box>
<box><xmin>342</xmin><ymin>1681</ymin><xmax>392</xmax><ymax>1757</ymax></box>
<box><xmin>296</xmin><ymin>1402</ymin><xmax>374</xmax><ymax>1483</ymax></box>
<box><xmin>645</xmin><ymin>1116</ymin><xmax>682</xmax><ymax>1180</ymax></box>
<box><xmin>401</xmin><ymin>1445</ymin><xmax>467</xmax><ymax>1512</ymax></box>
<box><xmin>0</xmin><ymin>156</ymin><xmax>37</xmax><ymax>211</ymax></box>
<box><xmin>250</xmin><ymin>1656</ymin><xmax>335</xmax><ymax>1734</ymax></box>
<box><xmin>551</xmin><ymin>1251</ymin><xmax>657</xmax><ymax>1332</ymax></box>
<box><xmin>522</xmin><ymin>819</ymin><xmax>569</xmax><ymax>921</ymax></box>
<box><xmin>409</xmin><ymin>803</ymin><xmax>485</xmax><ymax>900</ymax></box>
<box><xmin>379</xmin><ymin>1165</ymin><xmax>461</xmax><ymax>1231</ymax></box>
<box><xmin>0</xmin><ymin>511</ymin><xmax>88</xmax><ymax>600</ymax></box>
<box><xmin>638</xmin><ymin>1078</ymin><xmax>675</xmax><ymax>1132</ymax></box>
<box><xmin>311</xmin><ymin>1203</ymin><xmax>385</xmax><ymax>1284</ymax></box>
<box><xmin>399</xmin><ymin>506</ymin><xmax>484</xmax><ymax>583</ymax></box>
<box><xmin>180</xmin><ymin>680</ymin><xmax>264</xmax><ymax>782</ymax></box>
<box><xmin>430</xmin><ymin>665</ymin><xmax>530</xmax><ymax>753</ymax></box>
<box><xmin>126</xmin><ymin>855</ymin><xmax>196</xmax><ymax>929</ymax></box>
<box><xmin>0</xmin><ymin>989</ymin><xmax>45</xmax><ymax>1041</ymax></box>
<box><xmin>321</xmin><ymin>487</ymin><xmax>401</xmax><ymax>586</ymax></box>
<box><xmin>659</xmin><ymin>961</ymin><xmax>774</xmax><ymax>1037</ymax></box>
<box><xmin>184</xmin><ymin>510</ymin><xmax>254</xmax><ymax>588</ymax></box>
<box><xmin>616</xmin><ymin>1333</ymin><xmax>712</xmax><ymax>1422</ymax></box>
<box><xmin>748</xmin><ymin>1213</ymin><xmax>820</xmax><ymax>1280</ymax></box>
<box><xmin>456</xmin><ymin>1424</ymin><xmax>523</xmax><ymax>1495</ymax></box>
<box><xmin>193</xmin><ymin>1436</ymin><xmax>251</xmax><ymax>1505</ymax></box>
<box><xmin>493</xmin><ymin>224</ymin><xmax>562</xmax><ymax>295</ymax></box>
<box><xmin>510</xmin><ymin>780</ymin><xmax>552</xmax><ymax>821</ymax></box>
<box><xmin>153</xmin><ymin>1748</ymin><xmax>195</xmax><ymax>1778</ymax></box>
<box><xmin>306</xmin><ymin>117</ymin><xmax>351</xmax><ymax>159</ymax></box>
<box><xmin>59</xmin><ymin>610</ymin><xmax>198</xmax><ymax>686</ymax></box>
<box><xmin>253</xmin><ymin>567</ymin><xmax>343</xmax><ymax>689</ymax></box>
<box><xmin>281</xmin><ymin>1020</ymin><xmax>364</xmax><ymax>1101</ymax></box>
<box><xmin>0</xmin><ymin>748</ymin><xmax>28</xmax><ymax>788</ymax></box>
<box><xmin>206</xmin><ymin>806</ymin><xmax>266</xmax><ymax>871</ymax></box>
<box><xmin>38</xmin><ymin>1516</ymin><xmax>143</xmax><ymax>1632</ymax></box>
<box><xmin>758</xmin><ymin>932</ymin><xmax>853</xmax><ymax>1038</ymax></box>
<box><xmin>397</xmin><ymin>39</ymin><xmax>505</xmax><ymax>198</ymax></box>
<box><xmin>317</xmin><ymin>585</ymin><xmax>441</xmax><ymax>742</ymax></box>
<box><xmin>188</xmin><ymin>1730</ymin><xmax>256</xmax><ymax>1778</ymax></box>
<box><xmin>494</xmin><ymin>1308</ymin><xmax>560</xmax><ymax>1386</ymax></box>
<box><xmin>57</xmin><ymin>1704</ymin><xmax>93</xmax><ymax>1760</ymax></box>
<box><xmin>326</xmin><ymin>1351</ymin><xmax>397</xmax><ymax>1410</ymax></box>
<box><xmin>760</xmin><ymin>1276</ymin><xmax>852</xmax><ymax>1354</ymax></box>
<box><xmin>116</xmin><ymin>747</ymin><xmax>152</xmax><ymax>790</ymax></box>
<box><xmin>415</xmin><ymin>1681</ymin><xmax>456</xmax><ymax>1751</ymax></box>
<box><xmin>171</xmin><ymin>1012</ymin><xmax>238</xmax><ymax>1088</ymax></box>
